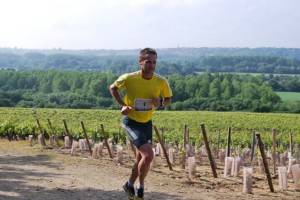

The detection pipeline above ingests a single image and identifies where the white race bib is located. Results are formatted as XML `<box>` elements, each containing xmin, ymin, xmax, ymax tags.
<box><xmin>134</xmin><ymin>98</ymin><xmax>153</xmax><ymax>111</ymax></box>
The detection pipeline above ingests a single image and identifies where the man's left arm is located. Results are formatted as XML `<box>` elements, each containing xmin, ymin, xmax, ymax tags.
<box><xmin>162</xmin><ymin>97</ymin><xmax>171</xmax><ymax>107</ymax></box>
<box><xmin>159</xmin><ymin>79</ymin><xmax>172</xmax><ymax>107</ymax></box>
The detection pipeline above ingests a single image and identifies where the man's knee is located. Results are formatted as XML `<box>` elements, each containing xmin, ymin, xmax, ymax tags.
<box><xmin>145</xmin><ymin>149</ymin><xmax>154</xmax><ymax>163</ymax></box>
<box><xmin>139</xmin><ymin>144</ymin><xmax>154</xmax><ymax>163</ymax></box>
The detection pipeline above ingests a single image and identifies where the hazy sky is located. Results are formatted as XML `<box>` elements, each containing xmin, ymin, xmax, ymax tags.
<box><xmin>0</xmin><ymin>0</ymin><xmax>299</xmax><ymax>50</ymax></box>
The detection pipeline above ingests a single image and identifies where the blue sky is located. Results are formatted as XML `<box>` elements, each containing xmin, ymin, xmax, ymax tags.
<box><xmin>0</xmin><ymin>0</ymin><xmax>299</xmax><ymax>50</ymax></box>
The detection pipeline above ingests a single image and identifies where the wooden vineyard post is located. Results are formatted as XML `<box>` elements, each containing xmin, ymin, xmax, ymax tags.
<box><xmin>200</xmin><ymin>123</ymin><xmax>218</xmax><ymax>178</ymax></box>
<box><xmin>47</xmin><ymin>119</ymin><xmax>60</xmax><ymax>147</ymax></box>
<box><xmin>183</xmin><ymin>124</ymin><xmax>188</xmax><ymax>148</ymax></box>
<box><xmin>256</xmin><ymin>133</ymin><xmax>274</xmax><ymax>192</ymax></box>
<box><xmin>250</xmin><ymin>130</ymin><xmax>256</xmax><ymax>164</ymax></box>
<box><xmin>80</xmin><ymin>121</ymin><xmax>92</xmax><ymax>156</ymax></box>
<box><xmin>153</xmin><ymin>125</ymin><xmax>173</xmax><ymax>171</ymax></box>
<box><xmin>217</xmin><ymin>129</ymin><xmax>221</xmax><ymax>158</ymax></box>
<box><xmin>36</xmin><ymin>118</ymin><xmax>46</xmax><ymax>146</ymax></box>
<box><xmin>161</xmin><ymin>126</ymin><xmax>164</xmax><ymax>144</ymax></box>
<box><xmin>63</xmin><ymin>119</ymin><xmax>73</xmax><ymax>144</ymax></box>
<box><xmin>187</xmin><ymin>127</ymin><xmax>190</xmax><ymax>144</ymax></box>
<box><xmin>272</xmin><ymin>129</ymin><xmax>276</xmax><ymax>175</ymax></box>
<box><xmin>289</xmin><ymin>130</ymin><xmax>293</xmax><ymax>157</ymax></box>
<box><xmin>100</xmin><ymin>124</ymin><xmax>113</xmax><ymax>158</ymax></box>
<box><xmin>181</xmin><ymin>124</ymin><xmax>188</xmax><ymax>169</ymax></box>
<box><xmin>227</xmin><ymin>127</ymin><xmax>231</xmax><ymax>157</ymax></box>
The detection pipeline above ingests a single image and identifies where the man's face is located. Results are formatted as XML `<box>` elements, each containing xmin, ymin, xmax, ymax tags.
<box><xmin>139</xmin><ymin>54</ymin><xmax>157</xmax><ymax>74</ymax></box>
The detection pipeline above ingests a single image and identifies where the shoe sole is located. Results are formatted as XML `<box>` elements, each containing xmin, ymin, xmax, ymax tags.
<box><xmin>135</xmin><ymin>197</ymin><xmax>144</xmax><ymax>200</ymax></box>
<box><xmin>123</xmin><ymin>185</ymin><xmax>135</xmax><ymax>200</ymax></box>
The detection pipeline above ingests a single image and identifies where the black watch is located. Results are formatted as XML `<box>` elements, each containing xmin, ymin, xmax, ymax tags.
<box><xmin>159</xmin><ymin>99</ymin><xmax>164</xmax><ymax>107</ymax></box>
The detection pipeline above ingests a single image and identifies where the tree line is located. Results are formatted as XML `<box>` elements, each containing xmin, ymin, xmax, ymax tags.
<box><xmin>0</xmin><ymin>69</ymin><xmax>299</xmax><ymax>113</ymax></box>
<box><xmin>1</xmin><ymin>50</ymin><xmax>300</xmax><ymax>75</ymax></box>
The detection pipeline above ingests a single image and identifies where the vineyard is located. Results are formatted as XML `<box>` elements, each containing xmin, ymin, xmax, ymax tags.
<box><xmin>1</xmin><ymin>107</ymin><xmax>300</xmax><ymax>199</ymax></box>
<box><xmin>1</xmin><ymin>107</ymin><xmax>300</xmax><ymax>151</ymax></box>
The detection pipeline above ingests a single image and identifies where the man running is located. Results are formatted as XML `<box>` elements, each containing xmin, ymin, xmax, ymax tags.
<box><xmin>109</xmin><ymin>48</ymin><xmax>172</xmax><ymax>199</ymax></box>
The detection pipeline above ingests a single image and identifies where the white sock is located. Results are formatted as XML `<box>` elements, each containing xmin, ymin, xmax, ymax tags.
<box><xmin>137</xmin><ymin>184</ymin><xmax>144</xmax><ymax>189</ymax></box>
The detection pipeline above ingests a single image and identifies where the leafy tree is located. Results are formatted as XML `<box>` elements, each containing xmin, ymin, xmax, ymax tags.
<box><xmin>258</xmin><ymin>83</ymin><xmax>281</xmax><ymax>104</ymax></box>
<box><xmin>221</xmin><ymin>77</ymin><xmax>234</xmax><ymax>100</ymax></box>
<box><xmin>52</xmin><ymin>74</ymin><xmax>70</xmax><ymax>92</ymax></box>
<box><xmin>209</xmin><ymin>78</ymin><xmax>221</xmax><ymax>99</ymax></box>
<box><xmin>0</xmin><ymin>69</ymin><xmax>296</xmax><ymax>112</ymax></box>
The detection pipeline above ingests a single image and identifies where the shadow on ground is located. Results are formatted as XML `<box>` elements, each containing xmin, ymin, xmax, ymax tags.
<box><xmin>0</xmin><ymin>154</ymin><xmax>62</xmax><ymax>168</ymax></box>
<box><xmin>0</xmin><ymin>154</ymin><xmax>182</xmax><ymax>200</ymax></box>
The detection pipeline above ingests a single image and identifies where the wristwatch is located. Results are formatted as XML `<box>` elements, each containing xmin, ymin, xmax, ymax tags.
<box><xmin>159</xmin><ymin>99</ymin><xmax>164</xmax><ymax>107</ymax></box>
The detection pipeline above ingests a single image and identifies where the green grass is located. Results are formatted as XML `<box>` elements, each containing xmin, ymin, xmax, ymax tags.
<box><xmin>276</xmin><ymin>92</ymin><xmax>300</xmax><ymax>101</ymax></box>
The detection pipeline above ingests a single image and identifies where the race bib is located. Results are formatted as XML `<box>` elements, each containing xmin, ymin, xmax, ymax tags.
<box><xmin>134</xmin><ymin>98</ymin><xmax>153</xmax><ymax>111</ymax></box>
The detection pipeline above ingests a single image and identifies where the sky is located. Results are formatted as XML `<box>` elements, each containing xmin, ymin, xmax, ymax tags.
<box><xmin>0</xmin><ymin>0</ymin><xmax>300</xmax><ymax>50</ymax></box>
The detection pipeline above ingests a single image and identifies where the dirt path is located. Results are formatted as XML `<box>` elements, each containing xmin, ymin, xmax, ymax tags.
<box><xmin>0</xmin><ymin>140</ymin><xmax>299</xmax><ymax>200</ymax></box>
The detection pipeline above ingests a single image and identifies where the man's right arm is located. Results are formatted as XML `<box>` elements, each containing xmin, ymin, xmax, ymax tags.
<box><xmin>109</xmin><ymin>83</ymin><xmax>132</xmax><ymax>115</ymax></box>
<box><xmin>109</xmin><ymin>83</ymin><xmax>126</xmax><ymax>106</ymax></box>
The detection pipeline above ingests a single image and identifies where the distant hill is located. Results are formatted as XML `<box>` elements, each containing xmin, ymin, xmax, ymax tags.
<box><xmin>1</xmin><ymin>47</ymin><xmax>300</xmax><ymax>75</ymax></box>
<box><xmin>1</xmin><ymin>47</ymin><xmax>300</xmax><ymax>60</ymax></box>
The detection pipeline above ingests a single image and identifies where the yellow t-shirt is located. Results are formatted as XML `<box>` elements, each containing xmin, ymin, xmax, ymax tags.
<box><xmin>115</xmin><ymin>70</ymin><xmax>173</xmax><ymax>123</ymax></box>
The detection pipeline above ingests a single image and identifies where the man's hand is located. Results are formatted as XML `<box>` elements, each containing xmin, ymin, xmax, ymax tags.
<box><xmin>121</xmin><ymin>106</ymin><xmax>132</xmax><ymax>115</ymax></box>
<box><xmin>151</xmin><ymin>98</ymin><xmax>160</xmax><ymax>107</ymax></box>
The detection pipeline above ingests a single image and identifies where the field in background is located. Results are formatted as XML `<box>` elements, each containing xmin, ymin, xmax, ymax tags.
<box><xmin>277</xmin><ymin>92</ymin><xmax>300</xmax><ymax>101</ymax></box>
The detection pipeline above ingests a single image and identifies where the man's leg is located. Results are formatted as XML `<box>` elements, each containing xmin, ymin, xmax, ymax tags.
<box><xmin>128</xmin><ymin>150</ymin><xmax>141</xmax><ymax>183</ymax></box>
<box><xmin>137</xmin><ymin>143</ymin><xmax>154</xmax><ymax>185</ymax></box>
<box><xmin>123</xmin><ymin>150</ymin><xmax>141</xmax><ymax>199</ymax></box>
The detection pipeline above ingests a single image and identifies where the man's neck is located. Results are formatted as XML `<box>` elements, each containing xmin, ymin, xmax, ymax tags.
<box><xmin>141</xmin><ymin>71</ymin><xmax>153</xmax><ymax>80</ymax></box>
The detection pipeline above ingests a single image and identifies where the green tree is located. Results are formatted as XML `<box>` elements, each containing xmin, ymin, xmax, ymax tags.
<box><xmin>221</xmin><ymin>77</ymin><xmax>234</xmax><ymax>100</ymax></box>
<box><xmin>52</xmin><ymin>74</ymin><xmax>70</xmax><ymax>92</ymax></box>
<box><xmin>241</xmin><ymin>83</ymin><xmax>259</xmax><ymax>100</ymax></box>
<box><xmin>209</xmin><ymin>78</ymin><xmax>221</xmax><ymax>99</ymax></box>
<box><xmin>259</xmin><ymin>83</ymin><xmax>281</xmax><ymax>104</ymax></box>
